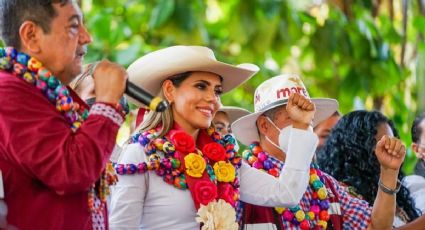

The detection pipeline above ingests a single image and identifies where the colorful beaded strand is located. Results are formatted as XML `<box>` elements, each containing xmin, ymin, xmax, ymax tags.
<box><xmin>243</xmin><ymin>142</ymin><xmax>330</xmax><ymax>229</ymax></box>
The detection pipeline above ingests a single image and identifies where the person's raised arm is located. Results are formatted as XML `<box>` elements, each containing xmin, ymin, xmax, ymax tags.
<box><xmin>368</xmin><ymin>135</ymin><xmax>406</xmax><ymax>230</ymax></box>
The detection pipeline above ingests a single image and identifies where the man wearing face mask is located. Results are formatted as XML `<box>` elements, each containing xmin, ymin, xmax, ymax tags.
<box><xmin>232</xmin><ymin>74</ymin><xmax>407</xmax><ymax>229</ymax></box>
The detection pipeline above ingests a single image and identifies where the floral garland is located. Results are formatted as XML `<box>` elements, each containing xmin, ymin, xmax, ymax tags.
<box><xmin>243</xmin><ymin>142</ymin><xmax>330</xmax><ymax>230</ymax></box>
<box><xmin>196</xmin><ymin>199</ymin><xmax>239</xmax><ymax>230</ymax></box>
<box><xmin>0</xmin><ymin>47</ymin><xmax>117</xmax><ymax>214</ymax></box>
<box><xmin>0</xmin><ymin>47</ymin><xmax>88</xmax><ymax>130</ymax></box>
<box><xmin>113</xmin><ymin>126</ymin><xmax>241</xmax><ymax>229</ymax></box>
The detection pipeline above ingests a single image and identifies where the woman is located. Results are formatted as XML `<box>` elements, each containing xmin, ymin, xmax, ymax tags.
<box><xmin>317</xmin><ymin>110</ymin><xmax>422</xmax><ymax>227</ymax></box>
<box><xmin>108</xmin><ymin>46</ymin><xmax>319</xmax><ymax>229</ymax></box>
<box><xmin>212</xmin><ymin>106</ymin><xmax>250</xmax><ymax>136</ymax></box>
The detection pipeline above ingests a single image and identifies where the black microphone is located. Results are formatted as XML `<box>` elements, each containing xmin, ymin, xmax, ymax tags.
<box><xmin>125</xmin><ymin>81</ymin><xmax>169</xmax><ymax>112</ymax></box>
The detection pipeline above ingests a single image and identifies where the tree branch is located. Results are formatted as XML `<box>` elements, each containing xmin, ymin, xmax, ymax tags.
<box><xmin>400</xmin><ymin>0</ymin><xmax>408</xmax><ymax>67</ymax></box>
<box><xmin>418</xmin><ymin>0</ymin><xmax>425</xmax><ymax>15</ymax></box>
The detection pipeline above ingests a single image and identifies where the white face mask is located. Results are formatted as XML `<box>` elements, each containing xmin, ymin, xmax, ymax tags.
<box><xmin>264</xmin><ymin>117</ymin><xmax>292</xmax><ymax>153</ymax></box>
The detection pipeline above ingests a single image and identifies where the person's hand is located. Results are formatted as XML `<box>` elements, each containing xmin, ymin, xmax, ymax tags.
<box><xmin>92</xmin><ymin>60</ymin><xmax>127</xmax><ymax>104</ymax></box>
<box><xmin>375</xmin><ymin>135</ymin><xmax>406</xmax><ymax>171</ymax></box>
<box><xmin>286</xmin><ymin>93</ymin><xmax>315</xmax><ymax>130</ymax></box>
<box><xmin>414</xmin><ymin>150</ymin><xmax>425</xmax><ymax>159</ymax></box>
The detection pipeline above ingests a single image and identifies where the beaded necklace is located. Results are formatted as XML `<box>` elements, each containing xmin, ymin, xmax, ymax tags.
<box><xmin>0</xmin><ymin>47</ymin><xmax>116</xmax><ymax>214</ymax></box>
<box><xmin>113</xmin><ymin>126</ymin><xmax>241</xmax><ymax>207</ymax></box>
<box><xmin>0</xmin><ymin>47</ymin><xmax>88</xmax><ymax>130</ymax></box>
<box><xmin>243</xmin><ymin>142</ymin><xmax>330</xmax><ymax>230</ymax></box>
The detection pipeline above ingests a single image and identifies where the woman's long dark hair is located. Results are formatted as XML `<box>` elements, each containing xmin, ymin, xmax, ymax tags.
<box><xmin>317</xmin><ymin>110</ymin><xmax>420</xmax><ymax>221</ymax></box>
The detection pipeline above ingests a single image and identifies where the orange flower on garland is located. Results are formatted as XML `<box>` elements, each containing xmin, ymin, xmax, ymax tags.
<box><xmin>184</xmin><ymin>153</ymin><xmax>206</xmax><ymax>178</ymax></box>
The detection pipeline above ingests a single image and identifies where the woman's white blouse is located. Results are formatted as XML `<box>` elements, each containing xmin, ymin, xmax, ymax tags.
<box><xmin>109</xmin><ymin>128</ymin><xmax>318</xmax><ymax>230</ymax></box>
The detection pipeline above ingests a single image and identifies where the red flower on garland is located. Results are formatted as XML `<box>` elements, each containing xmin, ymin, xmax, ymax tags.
<box><xmin>194</xmin><ymin>180</ymin><xmax>218</xmax><ymax>206</ymax></box>
<box><xmin>170</xmin><ymin>131</ymin><xmax>196</xmax><ymax>153</ymax></box>
<box><xmin>202</xmin><ymin>142</ymin><xmax>226</xmax><ymax>162</ymax></box>
<box><xmin>218</xmin><ymin>183</ymin><xmax>237</xmax><ymax>207</ymax></box>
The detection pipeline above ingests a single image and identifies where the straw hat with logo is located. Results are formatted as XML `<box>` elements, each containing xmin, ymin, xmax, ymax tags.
<box><xmin>126</xmin><ymin>45</ymin><xmax>260</xmax><ymax>107</ymax></box>
<box><xmin>232</xmin><ymin>74</ymin><xmax>338</xmax><ymax>146</ymax></box>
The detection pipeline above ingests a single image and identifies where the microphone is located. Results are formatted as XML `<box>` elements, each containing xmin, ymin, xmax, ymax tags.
<box><xmin>78</xmin><ymin>62</ymin><xmax>168</xmax><ymax>112</ymax></box>
<box><xmin>125</xmin><ymin>81</ymin><xmax>169</xmax><ymax>112</ymax></box>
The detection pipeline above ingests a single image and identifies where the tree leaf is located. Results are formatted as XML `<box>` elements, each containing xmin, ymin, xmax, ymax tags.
<box><xmin>149</xmin><ymin>0</ymin><xmax>175</xmax><ymax>29</ymax></box>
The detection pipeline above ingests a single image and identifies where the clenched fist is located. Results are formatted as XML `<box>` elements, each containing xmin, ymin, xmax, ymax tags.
<box><xmin>92</xmin><ymin>60</ymin><xmax>128</xmax><ymax>104</ymax></box>
<box><xmin>286</xmin><ymin>93</ymin><xmax>315</xmax><ymax>129</ymax></box>
<box><xmin>375</xmin><ymin>135</ymin><xmax>406</xmax><ymax>171</ymax></box>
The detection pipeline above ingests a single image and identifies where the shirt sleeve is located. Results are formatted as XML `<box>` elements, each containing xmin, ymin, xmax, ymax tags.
<box><xmin>325</xmin><ymin>174</ymin><xmax>372</xmax><ymax>229</ymax></box>
<box><xmin>0</xmin><ymin>79</ymin><xmax>122</xmax><ymax>194</ymax></box>
<box><xmin>403</xmin><ymin>175</ymin><xmax>425</xmax><ymax>214</ymax></box>
<box><xmin>109</xmin><ymin>144</ymin><xmax>146</xmax><ymax>229</ymax></box>
<box><xmin>239</xmin><ymin>127</ymin><xmax>318</xmax><ymax>207</ymax></box>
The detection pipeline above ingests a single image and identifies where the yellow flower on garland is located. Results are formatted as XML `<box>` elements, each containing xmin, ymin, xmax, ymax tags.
<box><xmin>317</xmin><ymin>220</ymin><xmax>327</xmax><ymax>229</ymax></box>
<box><xmin>214</xmin><ymin>161</ymin><xmax>236</xmax><ymax>182</ymax></box>
<box><xmin>274</xmin><ymin>207</ymin><xmax>285</xmax><ymax>214</ymax></box>
<box><xmin>317</xmin><ymin>187</ymin><xmax>328</xmax><ymax>200</ymax></box>
<box><xmin>185</xmin><ymin>153</ymin><xmax>206</xmax><ymax>178</ymax></box>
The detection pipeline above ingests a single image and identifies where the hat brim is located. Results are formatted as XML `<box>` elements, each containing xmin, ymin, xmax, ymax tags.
<box><xmin>218</xmin><ymin>106</ymin><xmax>251</xmax><ymax>124</ymax></box>
<box><xmin>231</xmin><ymin>98</ymin><xmax>339</xmax><ymax>146</ymax></box>
<box><xmin>126</xmin><ymin>56</ymin><xmax>259</xmax><ymax>107</ymax></box>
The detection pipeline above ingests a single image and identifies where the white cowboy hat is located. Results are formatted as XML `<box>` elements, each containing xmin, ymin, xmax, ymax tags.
<box><xmin>126</xmin><ymin>45</ymin><xmax>259</xmax><ymax>107</ymax></box>
<box><xmin>232</xmin><ymin>74</ymin><xmax>339</xmax><ymax>146</ymax></box>
<box><xmin>218</xmin><ymin>106</ymin><xmax>251</xmax><ymax>124</ymax></box>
